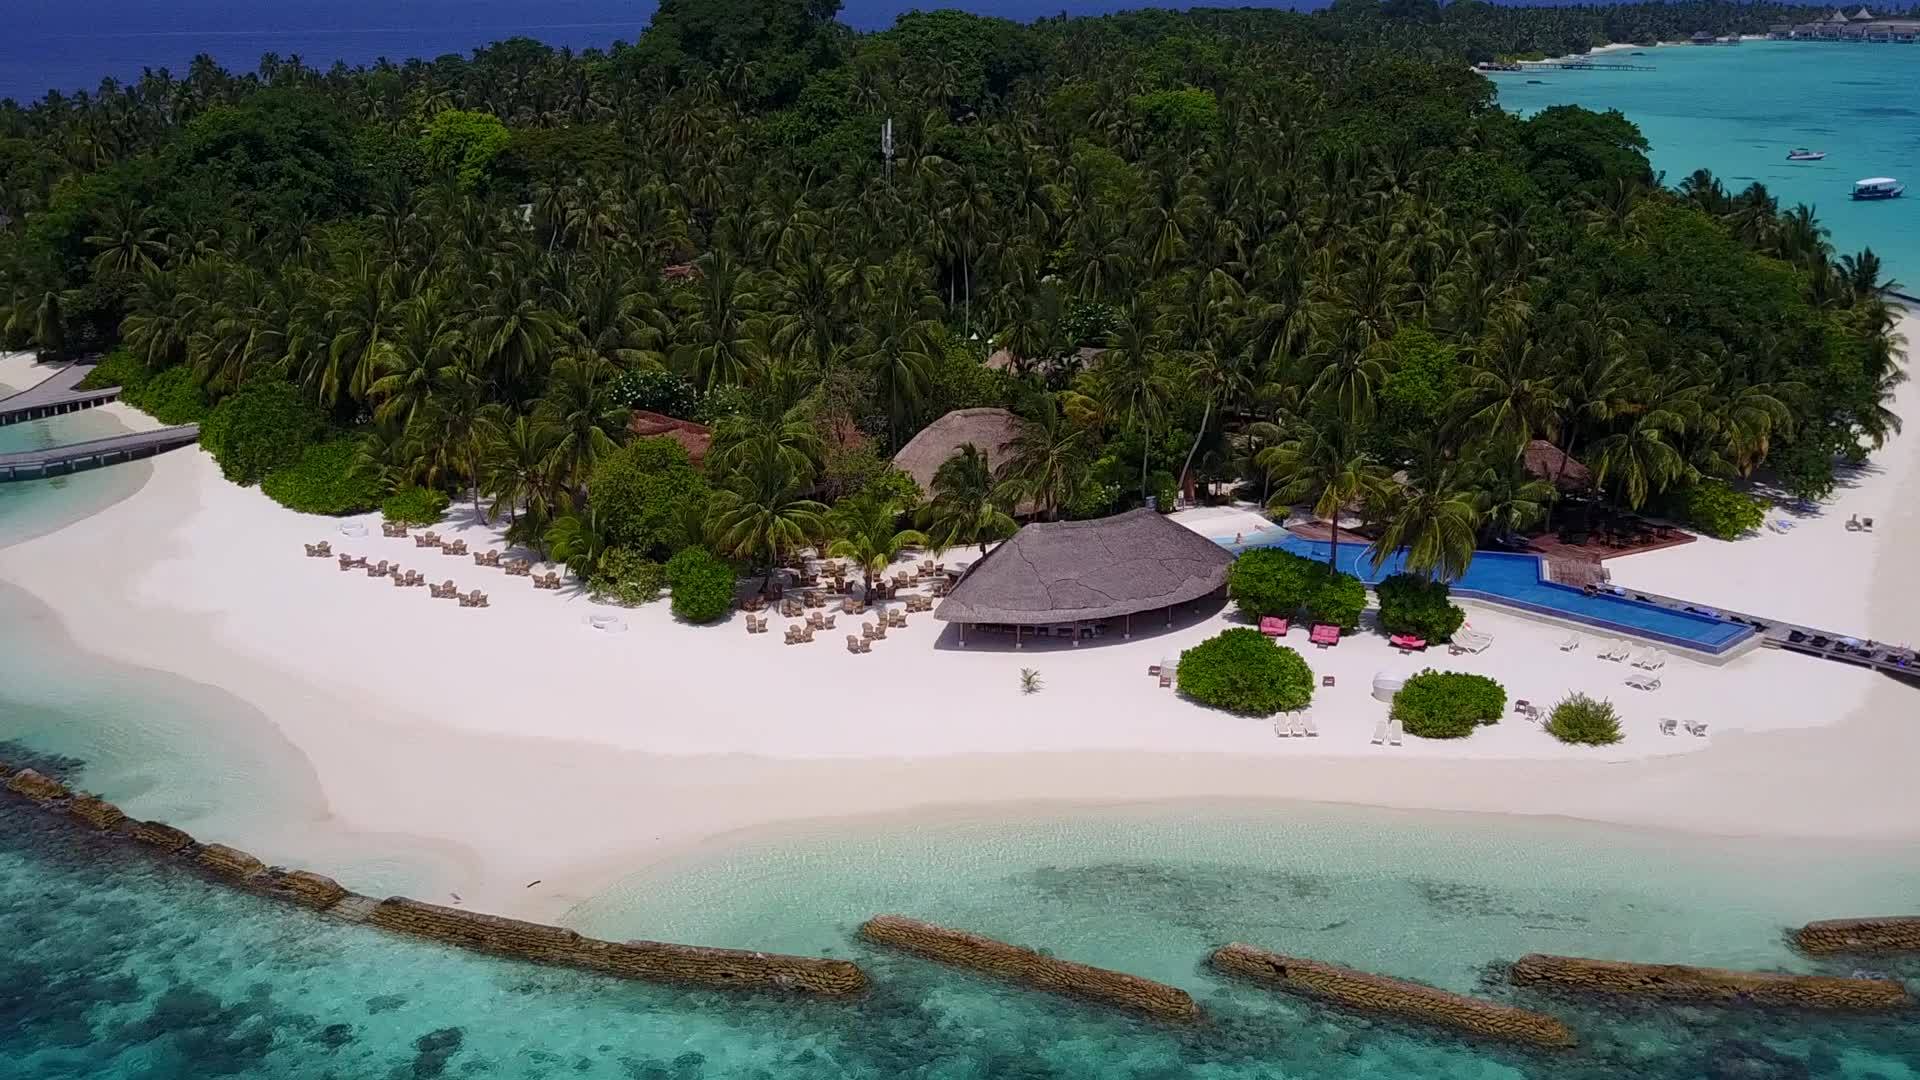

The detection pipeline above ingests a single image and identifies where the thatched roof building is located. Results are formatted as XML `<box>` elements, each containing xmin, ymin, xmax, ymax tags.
<box><xmin>629</xmin><ymin>410</ymin><xmax>712</xmax><ymax>466</ymax></box>
<box><xmin>935</xmin><ymin>509</ymin><xmax>1233</xmax><ymax>628</ymax></box>
<box><xmin>1523</xmin><ymin>440</ymin><xmax>1592</xmax><ymax>492</ymax></box>
<box><xmin>891</xmin><ymin>408</ymin><xmax>1023</xmax><ymax>495</ymax></box>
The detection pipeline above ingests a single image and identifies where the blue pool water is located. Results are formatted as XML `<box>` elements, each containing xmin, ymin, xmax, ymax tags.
<box><xmin>1218</xmin><ymin>534</ymin><xmax>1753</xmax><ymax>651</ymax></box>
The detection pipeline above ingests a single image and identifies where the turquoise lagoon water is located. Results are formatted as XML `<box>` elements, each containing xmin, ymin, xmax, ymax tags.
<box><xmin>1495</xmin><ymin>40</ymin><xmax>1920</xmax><ymax>280</ymax></box>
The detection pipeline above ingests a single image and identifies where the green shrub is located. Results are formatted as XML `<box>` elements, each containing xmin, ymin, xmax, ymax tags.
<box><xmin>611</xmin><ymin>368</ymin><xmax>697</xmax><ymax>417</ymax></box>
<box><xmin>259</xmin><ymin>438</ymin><xmax>381</xmax><ymax>515</ymax></box>
<box><xmin>1391</xmin><ymin>670</ymin><xmax>1506</xmax><ymax>739</ymax></box>
<box><xmin>1228</xmin><ymin>547</ymin><xmax>1319</xmax><ymax>620</ymax></box>
<box><xmin>129</xmin><ymin>366</ymin><xmax>210</xmax><ymax>425</ymax></box>
<box><xmin>200</xmin><ymin>382</ymin><xmax>326</xmax><ymax>485</ymax></box>
<box><xmin>665</xmin><ymin>546</ymin><xmax>736</xmax><ymax>623</ymax></box>
<box><xmin>1544</xmin><ymin>693</ymin><xmax>1624</xmax><ymax>746</ymax></box>
<box><xmin>1176</xmin><ymin>627</ymin><xmax>1315</xmax><ymax>716</ymax></box>
<box><xmin>586</xmin><ymin>437</ymin><xmax>709</xmax><ymax>560</ymax></box>
<box><xmin>1148</xmin><ymin>469</ymin><xmax>1178</xmax><ymax>512</ymax></box>
<box><xmin>382</xmin><ymin>486</ymin><xmax>450</xmax><ymax>526</ymax></box>
<box><xmin>76</xmin><ymin>350</ymin><xmax>148</xmax><ymax>392</ymax></box>
<box><xmin>1375</xmin><ymin>573</ymin><xmax>1467</xmax><ymax>642</ymax></box>
<box><xmin>1305</xmin><ymin>571</ymin><xmax>1368</xmax><ymax>631</ymax></box>
<box><xmin>1675</xmin><ymin>480</ymin><xmax>1766</xmax><ymax>540</ymax></box>
<box><xmin>588</xmin><ymin>546</ymin><xmax>667</xmax><ymax>607</ymax></box>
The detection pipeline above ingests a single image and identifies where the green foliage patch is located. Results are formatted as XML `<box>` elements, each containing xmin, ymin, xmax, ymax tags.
<box><xmin>665</xmin><ymin>545</ymin><xmax>736</xmax><ymax>623</ymax></box>
<box><xmin>1228</xmin><ymin>548</ymin><xmax>1367</xmax><ymax>630</ymax></box>
<box><xmin>1544</xmin><ymin>692</ymin><xmax>1624</xmax><ymax>746</ymax></box>
<box><xmin>382</xmin><ymin>486</ymin><xmax>450</xmax><ymax>526</ymax></box>
<box><xmin>586</xmin><ymin>437</ymin><xmax>709</xmax><ymax>561</ymax></box>
<box><xmin>589</xmin><ymin>546</ymin><xmax>668</xmax><ymax>607</ymax></box>
<box><xmin>1375</xmin><ymin>573</ymin><xmax>1467</xmax><ymax>642</ymax></box>
<box><xmin>1176</xmin><ymin>627</ymin><xmax>1315</xmax><ymax>716</ymax></box>
<box><xmin>1391</xmin><ymin>669</ymin><xmax>1506</xmax><ymax>739</ymax></box>
<box><xmin>259</xmin><ymin>437</ymin><xmax>381</xmax><ymax>515</ymax></box>
<box><xmin>1674</xmin><ymin>480</ymin><xmax>1766</xmax><ymax>540</ymax></box>
<box><xmin>199</xmin><ymin>381</ymin><xmax>327</xmax><ymax>486</ymax></box>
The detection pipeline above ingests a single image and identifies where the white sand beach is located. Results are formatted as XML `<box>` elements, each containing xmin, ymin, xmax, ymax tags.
<box><xmin>2</xmin><ymin>316</ymin><xmax>1918</xmax><ymax>924</ymax></box>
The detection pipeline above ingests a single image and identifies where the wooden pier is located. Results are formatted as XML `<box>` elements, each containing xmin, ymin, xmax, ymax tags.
<box><xmin>0</xmin><ymin>425</ymin><xmax>201</xmax><ymax>482</ymax></box>
<box><xmin>0</xmin><ymin>362</ymin><xmax>120</xmax><ymax>426</ymax></box>
<box><xmin>1479</xmin><ymin>61</ymin><xmax>1656</xmax><ymax>72</ymax></box>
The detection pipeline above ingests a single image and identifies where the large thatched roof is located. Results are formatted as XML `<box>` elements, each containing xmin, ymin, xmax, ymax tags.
<box><xmin>891</xmin><ymin>408</ymin><xmax>1023</xmax><ymax>495</ymax></box>
<box><xmin>934</xmin><ymin>509</ymin><xmax>1233</xmax><ymax>625</ymax></box>
<box><xmin>1523</xmin><ymin>440</ymin><xmax>1592</xmax><ymax>492</ymax></box>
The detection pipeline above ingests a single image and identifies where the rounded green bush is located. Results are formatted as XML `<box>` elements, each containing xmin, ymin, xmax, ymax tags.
<box><xmin>200</xmin><ymin>382</ymin><xmax>326</xmax><ymax>485</ymax></box>
<box><xmin>1544</xmin><ymin>693</ymin><xmax>1624</xmax><ymax>746</ymax></box>
<box><xmin>590</xmin><ymin>546</ymin><xmax>666</xmax><ymax>607</ymax></box>
<box><xmin>1227</xmin><ymin>547</ymin><xmax>1318</xmax><ymax>620</ymax></box>
<box><xmin>665</xmin><ymin>546</ymin><xmax>736</xmax><ymax>623</ymax></box>
<box><xmin>1306</xmin><ymin>572</ymin><xmax>1367</xmax><ymax>631</ymax></box>
<box><xmin>1176</xmin><ymin>627</ymin><xmax>1315</xmax><ymax>716</ymax></box>
<box><xmin>1391</xmin><ymin>669</ymin><xmax>1506</xmax><ymax>739</ymax></box>
<box><xmin>382</xmin><ymin>486</ymin><xmax>450</xmax><ymax>526</ymax></box>
<box><xmin>259</xmin><ymin>438</ymin><xmax>381</xmax><ymax>515</ymax></box>
<box><xmin>1375</xmin><ymin>573</ymin><xmax>1467</xmax><ymax>642</ymax></box>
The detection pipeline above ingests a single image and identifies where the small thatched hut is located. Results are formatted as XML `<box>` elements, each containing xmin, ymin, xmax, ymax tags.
<box><xmin>935</xmin><ymin>509</ymin><xmax>1233</xmax><ymax>643</ymax></box>
<box><xmin>1523</xmin><ymin>440</ymin><xmax>1592</xmax><ymax>492</ymax></box>
<box><xmin>891</xmin><ymin>408</ymin><xmax>1024</xmax><ymax>496</ymax></box>
<box><xmin>629</xmin><ymin>411</ymin><xmax>712</xmax><ymax>467</ymax></box>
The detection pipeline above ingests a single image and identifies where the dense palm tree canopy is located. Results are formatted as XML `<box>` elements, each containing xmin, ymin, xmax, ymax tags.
<box><xmin>0</xmin><ymin>0</ymin><xmax>1904</xmax><ymax>591</ymax></box>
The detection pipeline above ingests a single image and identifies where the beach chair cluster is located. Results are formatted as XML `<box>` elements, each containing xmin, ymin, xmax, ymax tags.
<box><xmin>1370</xmin><ymin>717</ymin><xmax>1405</xmax><ymax>746</ymax></box>
<box><xmin>784</xmin><ymin>622</ymin><xmax>816</xmax><ymax>644</ymax></box>
<box><xmin>1513</xmin><ymin>699</ymin><xmax>1542</xmax><ymax>722</ymax></box>
<box><xmin>315</xmin><ymin>540</ymin><xmax>486</xmax><ymax>609</ymax></box>
<box><xmin>904</xmin><ymin>595</ymin><xmax>934</xmax><ymax>613</ymax></box>
<box><xmin>1273</xmin><ymin>711</ymin><xmax>1319</xmax><ymax>738</ymax></box>
<box><xmin>1659</xmin><ymin>717</ymin><xmax>1708</xmax><ymax>737</ymax></box>
<box><xmin>1598</xmin><ymin>640</ymin><xmax>1665</xmax><ymax>689</ymax></box>
<box><xmin>473</xmin><ymin>550</ymin><xmax>503</xmax><ymax>568</ymax></box>
<box><xmin>504</xmin><ymin>559</ymin><xmax>533</xmax><ymax>577</ymax></box>
<box><xmin>1309</xmin><ymin>624</ymin><xmax>1341</xmax><ymax>648</ymax></box>
<box><xmin>1148</xmin><ymin>659</ymin><xmax>1174</xmax><ymax>688</ymax></box>
<box><xmin>302</xmin><ymin>541</ymin><xmax>333</xmax><ymax>558</ymax></box>
<box><xmin>530</xmin><ymin>571</ymin><xmax>563</xmax><ymax>589</ymax></box>
<box><xmin>1845</xmin><ymin>514</ymin><xmax>1875</xmax><ymax>533</ymax></box>
<box><xmin>381</xmin><ymin>522</ymin><xmax>409</xmax><ymax>538</ymax></box>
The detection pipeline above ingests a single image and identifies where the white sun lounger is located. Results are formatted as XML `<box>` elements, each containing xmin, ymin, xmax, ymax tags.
<box><xmin>1684</xmin><ymin>719</ymin><xmax>1708</xmax><ymax>737</ymax></box>
<box><xmin>1371</xmin><ymin>718</ymin><xmax>1388</xmax><ymax>745</ymax></box>
<box><xmin>1559</xmin><ymin>634</ymin><xmax>1580</xmax><ymax>652</ymax></box>
<box><xmin>1637</xmin><ymin>649</ymin><xmax>1666</xmax><ymax>671</ymax></box>
<box><xmin>1273</xmin><ymin>717</ymin><xmax>1291</xmax><ymax>738</ymax></box>
<box><xmin>1292</xmin><ymin>713</ymin><xmax>1309</xmax><ymax>736</ymax></box>
<box><xmin>1302</xmin><ymin>711</ymin><xmax>1318</xmax><ymax>737</ymax></box>
<box><xmin>1659</xmin><ymin>717</ymin><xmax>1678</xmax><ymax>735</ymax></box>
<box><xmin>1626</xmin><ymin>672</ymin><xmax>1661</xmax><ymax>691</ymax></box>
<box><xmin>1451</xmin><ymin>628</ymin><xmax>1493</xmax><ymax>654</ymax></box>
<box><xmin>1388</xmin><ymin>718</ymin><xmax>1404</xmax><ymax>746</ymax></box>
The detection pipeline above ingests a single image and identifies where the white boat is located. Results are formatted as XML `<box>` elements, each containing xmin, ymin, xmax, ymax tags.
<box><xmin>1786</xmin><ymin>148</ymin><xmax>1826</xmax><ymax>161</ymax></box>
<box><xmin>1852</xmin><ymin>177</ymin><xmax>1905</xmax><ymax>200</ymax></box>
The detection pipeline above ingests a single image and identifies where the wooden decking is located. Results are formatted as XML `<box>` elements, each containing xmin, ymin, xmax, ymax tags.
<box><xmin>0</xmin><ymin>362</ymin><xmax>120</xmax><ymax>426</ymax></box>
<box><xmin>0</xmin><ymin>425</ymin><xmax>200</xmax><ymax>482</ymax></box>
<box><xmin>1590</xmin><ymin>582</ymin><xmax>1918</xmax><ymax>681</ymax></box>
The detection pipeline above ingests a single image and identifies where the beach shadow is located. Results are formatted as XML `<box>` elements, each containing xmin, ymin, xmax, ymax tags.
<box><xmin>1744</xmin><ymin>458</ymin><xmax>1885</xmax><ymax>518</ymax></box>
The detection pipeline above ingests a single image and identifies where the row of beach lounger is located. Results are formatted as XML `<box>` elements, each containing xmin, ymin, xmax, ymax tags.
<box><xmin>1272</xmin><ymin>712</ymin><xmax>1320</xmax><ymax>738</ymax></box>
<box><xmin>310</xmin><ymin>545</ymin><xmax>490</xmax><ymax>608</ymax></box>
<box><xmin>1370</xmin><ymin>717</ymin><xmax>1405</xmax><ymax>746</ymax></box>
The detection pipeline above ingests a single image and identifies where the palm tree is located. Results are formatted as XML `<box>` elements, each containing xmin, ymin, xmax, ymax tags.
<box><xmin>1258</xmin><ymin>414</ymin><xmax>1387</xmax><ymax>573</ymax></box>
<box><xmin>86</xmin><ymin>201</ymin><xmax>168</xmax><ymax>278</ymax></box>
<box><xmin>1097</xmin><ymin>302</ymin><xmax>1175</xmax><ymax>500</ymax></box>
<box><xmin>479</xmin><ymin>408</ymin><xmax>563</xmax><ymax>540</ymax></box>
<box><xmin>999</xmin><ymin>392</ymin><xmax>1091</xmax><ymax>521</ymax></box>
<box><xmin>1367</xmin><ymin>461</ymin><xmax>1482</xmax><ymax>583</ymax></box>
<box><xmin>920</xmin><ymin>444</ymin><xmax>1017</xmax><ymax>555</ymax></box>
<box><xmin>535</xmin><ymin>356</ymin><xmax>625</xmax><ymax>493</ymax></box>
<box><xmin>1472</xmin><ymin>438</ymin><xmax>1555</xmax><ymax>545</ymax></box>
<box><xmin>706</xmin><ymin>434</ymin><xmax>827</xmax><ymax>587</ymax></box>
<box><xmin>1592</xmin><ymin>373</ymin><xmax>1699</xmax><ymax>510</ymax></box>
<box><xmin>546</xmin><ymin>508</ymin><xmax>609</xmax><ymax>580</ymax></box>
<box><xmin>828</xmin><ymin>493</ymin><xmax>931</xmax><ymax>599</ymax></box>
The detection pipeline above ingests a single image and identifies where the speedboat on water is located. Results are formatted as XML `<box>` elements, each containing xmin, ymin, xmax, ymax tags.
<box><xmin>1852</xmin><ymin>177</ymin><xmax>1905</xmax><ymax>200</ymax></box>
<box><xmin>1786</xmin><ymin>148</ymin><xmax>1826</xmax><ymax>161</ymax></box>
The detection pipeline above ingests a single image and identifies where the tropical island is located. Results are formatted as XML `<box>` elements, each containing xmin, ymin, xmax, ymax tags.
<box><xmin>1</xmin><ymin>0</ymin><xmax>1916</xmax><ymax>927</ymax></box>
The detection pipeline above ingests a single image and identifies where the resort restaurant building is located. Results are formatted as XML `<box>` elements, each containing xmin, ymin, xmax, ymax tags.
<box><xmin>934</xmin><ymin>508</ymin><xmax>1234</xmax><ymax>646</ymax></box>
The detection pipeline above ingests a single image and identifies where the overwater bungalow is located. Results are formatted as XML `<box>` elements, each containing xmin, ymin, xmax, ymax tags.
<box><xmin>1689</xmin><ymin>30</ymin><xmax>1716</xmax><ymax>44</ymax></box>
<box><xmin>1768</xmin><ymin>23</ymin><xmax>1794</xmax><ymax>38</ymax></box>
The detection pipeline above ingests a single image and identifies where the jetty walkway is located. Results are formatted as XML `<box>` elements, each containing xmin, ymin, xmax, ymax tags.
<box><xmin>0</xmin><ymin>425</ymin><xmax>201</xmax><ymax>482</ymax></box>
<box><xmin>0</xmin><ymin>361</ymin><xmax>120</xmax><ymax>426</ymax></box>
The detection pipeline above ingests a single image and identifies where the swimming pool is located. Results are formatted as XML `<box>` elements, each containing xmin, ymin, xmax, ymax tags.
<box><xmin>1215</xmin><ymin>535</ymin><xmax>1754</xmax><ymax>654</ymax></box>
